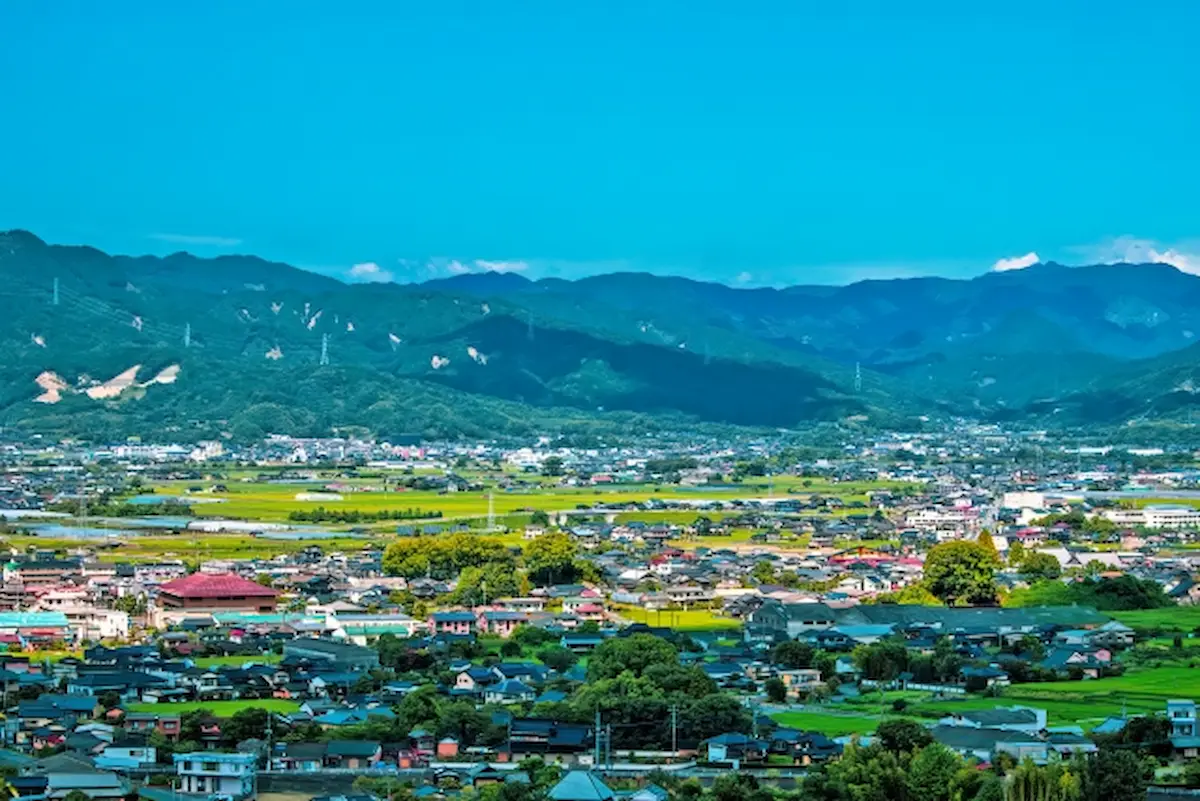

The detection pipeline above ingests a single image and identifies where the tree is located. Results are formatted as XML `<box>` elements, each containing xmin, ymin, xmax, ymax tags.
<box><xmin>907</xmin><ymin>743</ymin><xmax>961</xmax><ymax>801</ymax></box>
<box><xmin>873</xmin><ymin>584</ymin><xmax>942</xmax><ymax>606</ymax></box>
<box><xmin>751</xmin><ymin>560</ymin><xmax>777</xmax><ymax>584</ymax></box>
<box><xmin>529</xmin><ymin>509</ymin><xmax>550</xmax><ymax>527</ymax></box>
<box><xmin>923</xmin><ymin>540</ymin><xmax>999</xmax><ymax>605</ymax></box>
<box><xmin>876</xmin><ymin>718</ymin><xmax>933</xmax><ymax>755</ymax></box>
<box><xmin>541</xmin><ymin>456</ymin><xmax>565</xmax><ymax>477</ymax></box>
<box><xmin>1080</xmin><ymin>748</ymin><xmax>1152</xmax><ymax>801</ymax></box>
<box><xmin>1007</xmin><ymin>758</ymin><xmax>1082</xmax><ymax>801</ymax></box>
<box><xmin>707</xmin><ymin>773</ymin><xmax>774</xmax><ymax>801</ymax></box>
<box><xmin>976</xmin><ymin>529</ymin><xmax>999</xmax><ymax>562</ymax></box>
<box><xmin>535</xmin><ymin>645</ymin><xmax>578</xmax><ymax>673</ymax></box>
<box><xmin>224</xmin><ymin>707</ymin><xmax>270</xmax><ymax>746</ymax></box>
<box><xmin>771</xmin><ymin>640</ymin><xmax>815</xmax><ymax>669</ymax></box>
<box><xmin>588</xmin><ymin>635</ymin><xmax>678</xmax><ymax>681</ymax></box>
<box><xmin>681</xmin><ymin>694</ymin><xmax>752</xmax><ymax>743</ymax></box>
<box><xmin>765</xmin><ymin>677</ymin><xmax>787</xmax><ymax>703</ymax></box>
<box><xmin>1019</xmin><ymin>551</ymin><xmax>1062</xmax><ymax>580</ymax></box>
<box><xmin>254</xmin><ymin>573</ymin><xmax>274</xmax><ymax>588</ymax></box>
<box><xmin>523</xmin><ymin>531</ymin><xmax>579</xmax><ymax>586</ymax></box>
<box><xmin>1008</xmin><ymin>539</ymin><xmax>1027</xmax><ymax>567</ymax></box>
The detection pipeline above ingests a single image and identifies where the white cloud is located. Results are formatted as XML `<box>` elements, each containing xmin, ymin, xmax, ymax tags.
<box><xmin>348</xmin><ymin>262</ymin><xmax>394</xmax><ymax>283</ymax></box>
<box><xmin>992</xmin><ymin>251</ymin><xmax>1040</xmax><ymax>272</ymax></box>
<box><xmin>150</xmin><ymin>233</ymin><xmax>242</xmax><ymax>247</ymax></box>
<box><xmin>734</xmin><ymin>271</ymin><xmax>754</xmax><ymax>284</ymax></box>
<box><xmin>1069</xmin><ymin>236</ymin><xmax>1200</xmax><ymax>276</ymax></box>
<box><xmin>445</xmin><ymin>260</ymin><xmax>471</xmax><ymax>275</ymax></box>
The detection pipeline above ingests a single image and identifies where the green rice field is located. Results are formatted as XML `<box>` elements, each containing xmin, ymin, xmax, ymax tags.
<box><xmin>125</xmin><ymin>699</ymin><xmax>301</xmax><ymax>716</ymax></box>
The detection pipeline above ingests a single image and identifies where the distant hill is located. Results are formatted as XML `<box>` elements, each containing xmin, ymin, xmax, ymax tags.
<box><xmin>5</xmin><ymin>229</ymin><xmax>1200</xmax><ymax>438</ymax></box>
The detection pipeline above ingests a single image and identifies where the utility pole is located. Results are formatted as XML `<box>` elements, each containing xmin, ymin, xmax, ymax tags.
<box><xmin>319</xmin><ymin>333</ymin><xmax>329</xmax><ymax>366</ymax></box>
<box><xmin>594</xmin><ymin>710</ymin><xmax>601</xmax><ymax>767</ymax></box>
<box><xmin>670</xmin><ymin>705</ymin><xmax>678</xmax><ymax>760</ymax></box>
<box><xmin>605</xmin><ymin>723</ymin><xmax>613</xmax><ymax>771</ymax></box>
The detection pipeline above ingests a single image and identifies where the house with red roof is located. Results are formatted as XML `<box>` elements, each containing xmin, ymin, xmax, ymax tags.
<box><xmin>156</xmin><ymin>573</ymin><xmax>278</xmax><ymax>616</ymax></box>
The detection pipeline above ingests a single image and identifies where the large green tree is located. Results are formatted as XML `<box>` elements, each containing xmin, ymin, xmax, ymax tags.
<box><xmin>523</xmin><ymin>531</ymin><xmax>580</xmax><ymax>585</ymax></box>
<box><xmin>588</xmin><ymin>634</ymin><xmax>678</xmax><ymax>681</ymax></box>
<box><xmin>923</xmin><ymin>540</ymin><xmax>1000</xmax><ymax>605</ymax></box>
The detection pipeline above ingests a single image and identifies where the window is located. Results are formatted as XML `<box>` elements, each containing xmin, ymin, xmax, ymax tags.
<box><xmin>203</xmin><ymin>762</ymin><xmax>219</xmax><ymax>772</ymax></box>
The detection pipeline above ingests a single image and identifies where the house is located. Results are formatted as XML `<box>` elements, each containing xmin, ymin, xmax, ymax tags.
<box><xmin>703</xmin><ymin>733</ymin><xmax>768</xmax><ymax>765</ymax></box>
<box><xmin>503</xmin><ymin>719</ymin><xmax>592</xmax><ymax>758</ymax></box>
<box><xmin>324</xmin><ymin>740</ymin><xmax>381</xmax><ymax>769</ymax></box>
<box><xmin>560</xmin><ymin>633</ymin><xmax>605</xmax><ymax>653</ymax></box>
<box><xmin>1169</xmin><ymin>700</ymin><xmax>1200</xmax><ymax>758</ymax></box>
<box><xmin>774</xmin><ymin>669</ymin><xmax>824</xmax><ymax>699</ymax></box>
<box><xmin>430</xmin><ymin>611</ymin><xmax>475</xmax><ymax>636</ymax></box>
<box><xmin>931</xmin><ymin>725</ymin><xmax>1033</xmax><ymax>762</ymax></box>
<box><xmin>283</xmin><ymin>638</ymin><xmax>380</xmax><ymax>672</ymax></box>
<box><xmin>960</xmin><ymin>665</ymin><xmax>1011</xmax><ymax>689</ymax></box>
<box><xmin>769</xmin><ymin>729</ymin><xmax>841</xmax><ymax>765</ymax></box>
<box><xmin>938</xmin><ymin>707</ymin><xmax>1046</xmax><ymax>735</ymax></box>
<box><xmin>744</xmin><ymin>599</ymin><xmax>840</xmax><ymax>637</ymax></box>
<box><xmin>173</xmin><ymin>752</ymin><xmax>257</xmax><ymax>799</ymax></box>
<box><xmin>1040</xmin><ymin>647</ymin><xmax>1108</xmax><ymax>678</ymax></box>
<box><xmin>477</xmin><ymin>610</ymin><xmax>528</xmax><ymax>639</ymax></box>
<box><xmin>276</xmin><ymin>742</ymin><xmax>326</xmax><ymax>771</ymax></box>
<box><xmin>485</xmin><ymin>679</ymin><xmax>536</xmax><ymax>705</ymax></box>
<box><xmin>455</xmin><ymin>667</ymin><xmax>501</xmax><ymax>694</ymax></box>
<box><xmin>548</xmin><ymin>771</ymin><xmax>615</xmax><ymax>801</ymax></box>
<box><xmin>93</xmin><ymin>737</ymin><xmax>156</xmax><ymax>771</ymax></box>
<box><xmin>37</xmin><ymin>752</ymin><xmax>130</xmax><ymax>799</ymax></box>
<box><xmin>123</xmin><ymin>712</ymin><xmax>181</xmax><ymax>741</ymax></box>
<box><xmin>156</xmin><ymin>573</ymin><xmax>278</xmax><ymax>618</ymax></box>
<box><xmin>1088</xmin><ymin>620</ymin><xmax>1135</xmax><ymax>650</ymax></box>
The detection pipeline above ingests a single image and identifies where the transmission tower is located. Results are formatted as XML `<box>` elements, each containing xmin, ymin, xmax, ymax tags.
<box><xmin>320</xmin><ymin>333</ymin><xmax>329</xmax><ymax>366</ymax></box>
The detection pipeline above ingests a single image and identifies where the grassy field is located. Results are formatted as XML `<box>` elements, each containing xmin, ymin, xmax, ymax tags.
<box><xmin>1</xmin><ymin>649</ymin><xmax>83</xmax><ymax>662</ymax></box>
<box><xmin>1112</xmin><ymin>608</ymin><xmax>1200</xmax><ymax>633</ymax></box>
<box><xmin>192</xmin><ymin>654</ymin><xmax>283</xmax><ymax>668</ymax></box>
<box><xmin>0</xmin><ymin>532</ymin><xmax>379</xmax><ymax>563</ymax></box>
<box><xmin>612</xmin><ymin>604</ymin><xmax>742</xmax><ymax>631</ymax></box>
<box><xmin>769</xmin><ymin>665</ymin><xmax>1198</xmax><ymax>736</ymax></box>
<box><xmin>148</xmin><ymin>477</ymin><xmax>909</xmax><ymax>524</ymax></box>
<box><xmin>770</xmin><ymin>710</ymin><xmax>893</xmax><ymax>736</ymax></box>
<box><xmin>125</xmin><ymin>699</ymin><xmax>300</xmax><ymax>716</ymax></box>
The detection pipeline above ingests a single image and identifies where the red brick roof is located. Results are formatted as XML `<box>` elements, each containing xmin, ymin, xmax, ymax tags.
<box><xmin>159</xmin><ymin>573</ymin><xmax>278</xmax><ymax>599</ymax></box>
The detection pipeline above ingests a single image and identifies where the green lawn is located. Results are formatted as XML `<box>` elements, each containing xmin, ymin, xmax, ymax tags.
<box><xmin>769</xmin><ymin>710</ymin><xmax>895</xmax><ymax>736</ymax></box>
<box><xmin>613</xmin><ymin>604</ymin><xmax>742</xmax><ymax>632</ymax></box>
<box><xmin>192</xmin><ymin>654</ymin><xmax>283</xmax><ymax>668</ymax></box>
<box><xmin>148</xmin><ymin>477</ymin><xmax>911</xmax><ymax>525</ymax></box>
<box><xmin>1112</xmin><ymin>608</ymin><xmax>1200</xmax><ymax>633</ymax></box>
<box><xmin>125</xmin><ymin>700</ymin><xmax>300</xmax><ymax>716</ymax></box>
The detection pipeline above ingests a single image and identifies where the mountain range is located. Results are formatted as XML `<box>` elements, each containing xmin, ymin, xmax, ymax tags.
<box><xmin>3</xmin><ymin>229</ymin><xmax>1200</xmax><ymax>441</ymax></box>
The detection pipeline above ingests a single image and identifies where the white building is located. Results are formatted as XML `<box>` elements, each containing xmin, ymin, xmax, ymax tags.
<box><xmin>1104</xmin><ymin>504</ymin><xmax>1200</xmax><ymax>530</ymax></box>
<box><xmin>174</xmin><ymin>752</ymin><xmax>257</xmax><ymax>799</ymax></box>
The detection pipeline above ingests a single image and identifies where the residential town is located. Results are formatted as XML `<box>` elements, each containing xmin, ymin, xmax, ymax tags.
<box><xmin>0</xmin><ymin>427</ymin><xmax>1199</xmax><ymax>801</ymax></box>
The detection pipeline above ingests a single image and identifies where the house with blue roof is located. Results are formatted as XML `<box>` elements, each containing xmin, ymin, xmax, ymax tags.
<box><xmin>486</xmin><ymin>679</ymin><xmax>536</xmax><ymax>705</ymax></box>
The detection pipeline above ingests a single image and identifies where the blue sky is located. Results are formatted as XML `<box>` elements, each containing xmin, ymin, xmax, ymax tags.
<box><xmin>3</xmin><ymin>1</ymin><xmax>1200</xmax><ymax>285</ymax></box>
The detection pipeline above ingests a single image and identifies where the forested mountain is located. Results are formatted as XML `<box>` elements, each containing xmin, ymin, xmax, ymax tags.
<box><xmin>3</xmin><ymin>229</ymin><xmax>1200</xmax><ymax>440</ymax></box>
